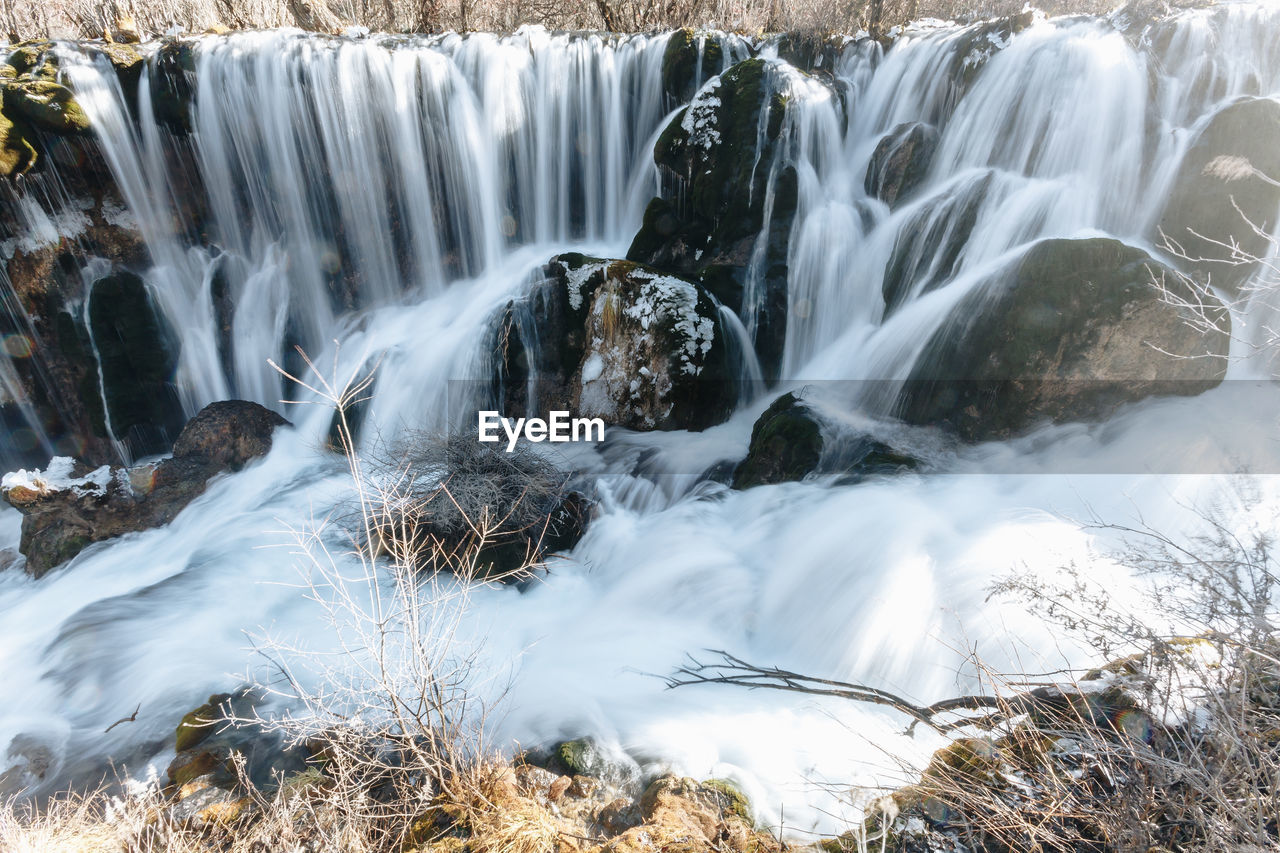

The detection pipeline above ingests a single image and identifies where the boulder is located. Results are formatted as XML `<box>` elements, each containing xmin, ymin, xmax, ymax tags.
<box><xmin>628</xmin><ymin>58</ymin><xmax>797</xmax><ymax>379</ymax></box>
<box><xmin>734</xmin><ymin>392</ymin><xmax>919</xmax><ymax>488</ymax></box>
<box><xmin>881</xmin><ymin>170</ymin><xmax>992</xmax><ymax>315</ymax></box>
<box><xmin>661</xmin><ymin>28</ymin><xmax>729</xmax><ymax>105</ymax></box>
<box><xmin>0</xmin><ymin>108</ymin><xmax>37</xmax><ymax>177</ymax></box>
<box><xmin>166</xmin><ymin>690</ymin><xmax>309</xmax><ymax>795</ymax></box>
<box><xmin>493</xmin><ymin>255</ymin><xmax>736</xmax><ymax>432</ymax></box>
<box><xmin>898</xmin><ymin>237</ymin><xmax>1230</xmax><ymax>440</ymax></box>
<box><xmin>1157</xmin><ymin>97</ymin><xmax>1280</xmax><ymax>294</ymax></box>
<box><xmin>865</xmin><ymin>121</ymin><xmax>939</xmax><ymax>208</ymax></box>
<box><xmin>88</xmin><ymin>271</ymin><xmax>188</xmax><ymax>458</ymax></box>
<box><xmin>1</xmin><ymin>401</ymin><xmax>288</xmax><ymax>577</ymax></box>
<box><xmin>732</xmin><ymin>393</ymin><xmax>823</xmax><ymax>489</ymax></box>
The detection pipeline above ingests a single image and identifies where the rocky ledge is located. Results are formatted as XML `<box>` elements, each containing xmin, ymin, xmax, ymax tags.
<box><xmin>1</xmin><ymin>400</ymin><xmax>288</xmax><ymax>577</ymax></box>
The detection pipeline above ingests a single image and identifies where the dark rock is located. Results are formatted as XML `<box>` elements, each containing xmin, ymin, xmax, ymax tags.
<box><xmin>171</xmin><ymin>400</ymin><xmax>288</xmax><ymax>471</ymax></box>
<box><xmin>898</xmin><ymin>237</ymin><xmax>1230</xmax><ymax>440</ymax></box>
<box><xmin>628</xmin><ymin>58</ymin><xmax>797</xmax><ymax>379</ymax></box>
<box><xmin>88</xmin><ymin>271</ymin><xmax>187</xmax><ymax>459</ymax></box>
<box><xmin>661</xmin><ymin>28</ymin><xmax>727</xmax><ymax>105</ymax></box>
<box><xmin>2</xmin><ymin>400</ymin><xmax>289</xmax><ymax>577</ymax></box>
<box><xmin>734</xmin><ymin>392</ymin><xmax>919</xmax><ymax>488</ymax></box>
<box><xmin>166</xmin><ymin>689</ymin><xmax>308</xmax><ymax>794</ymax></box>
<box><xmin>493</xmin><ymin>255</ymin><xmax>736</xmax><ymax>432</ymax></box>
<box><xmin>881</xmin><ymin>170</ymin><xmax>992</xmax><ymax>316</ymax></box>
<box><xmin>733</xmin><ymin>393</ymin><xmax>823</xmax><ymax>489</ymax></box>
<box><xmin>1157</xmin><ymin>97</ymin><xmax>1280</xmax><ymax>294</ymax></box>
<box><xmin>152</xmin><ymin>39</ymin><xmax>197</xmax><ymax>133</ymax></box>
<box><xmin>865</xmin><ymin>121</ymin><xmax>939</xmax><ymax>208</ymax></box>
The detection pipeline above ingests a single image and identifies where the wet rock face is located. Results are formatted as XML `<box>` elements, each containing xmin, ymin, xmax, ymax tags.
<box><xmin>898</xmin><ymin>237</ymin><xmax>1230</xmax><ymax>440</ymax></box>
<box><xmin>1157</xmin><ymin>96</ymin><xmax>1280</xmax><ymax>294</ymax></box>
<box><xmin>493</xmin><ymin>254</ymin><xmax>736</xmax><ymax>432</ymax></box>
<box><xmin>733</xmin><ymin>392</ymin><xmax>822</xmax><ymax>489</ymax></box>
<box><xmin>88</xmin><ymin>271</ymin><xmax>188</xmax><ymax>459</ymax></box>
<box><xmin>628</xmin><ymin>58</ymin><xmax>797</xmax><ymax>380</ymax></box>
<box><xmin>1</xmin><ymin>400</ymin><xmax>288</xmax><ymax>577</ymax></box>
<box><xmin>661</xmin><ymin>28</ymin><xmax>727</xmax><ymax>105</ymax></box>
<box><xmin>865</xmin><ymin>121</ymin><xmax>940</xmax><ymax>208</ymax></box>
<box><xmin>734</xmin><ymin>391</ymin><xmax>920</xmax><ymax>489</ymax></box>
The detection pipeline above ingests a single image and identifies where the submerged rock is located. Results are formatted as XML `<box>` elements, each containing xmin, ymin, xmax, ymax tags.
<box><xmin>1157</xmin><ymin>96</ymin><xmax>1280</xmax><ymax>294</ymax></box>
<box><xmin>493</xmin><ymin>254</ymin><xmax>735</xmax><ymax>432</ymax></box>
<box><xmin>865</xmin><ymin>121</ymin><xmax>939</xmax><ymax>208</ymax></box>
<box><xmin>898</xmin><ymin>237</ymin><xmax>1230</xmax><ymax>440</ymax></box>
<box><xmin>628</xmin><ymin>57</ymin><xmax>797</xmax><ymax>379</ymax></box>
<box><xmin>1</xmin><ymin>400</ymin><xmax>288</xmax><ymax>577</ymax></box>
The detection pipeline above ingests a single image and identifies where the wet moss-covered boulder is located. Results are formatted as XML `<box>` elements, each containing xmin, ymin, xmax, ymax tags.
<box><xmin>1157</xmin><ymin>97</ymin><xmax>1280</xmax><ymax>294</ymax></box>
<box><xmin>0</xmin><ymin>109</ymin><xmax>37</xmax><ymax>177</ymax></box>
<box><xmin>865</xmin><ymin>121</ymin><xmax>939</xmax><ymax>208</ymax></box>
<box><xmin>2</xmin><ymin>79</ymin><xmax>91</xmax><ymax>135</ymax></box>
<box><xmin>628</xmin><ymin>58</ymin><xmax>797</xmax><ymax>379</ymax></box>
<box><xmin>661</xmin><ymin>28</ymin><xmax>728</xmax><ymax>104</ymax></box>
<box><xmin>493</xmin><ymin>254</ymin><xmax>735</xmax><ymax>432</ymax></box>
<box><xmin>88</xmin><ymin>271</ymin><xmax>187</xmax><ymax>458</ymax></box>
<box><xmin>153</xmin><ymin>39</ymin><xmax>197</xmax><ymax>132</ymax></box>
<box><xmin>733</xmin><ymin>393</ymin><xmax>823</xmax><ymax>489</ymax></box>
<box><xmin>898</xmin><ymin>237</ymin><xmax>1230</xmax><ymax>440</ymax></box>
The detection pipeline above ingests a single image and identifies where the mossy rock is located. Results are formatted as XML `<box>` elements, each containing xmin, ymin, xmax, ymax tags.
<box><xmin>4</xmin><ymin>44</ymin><xmax>53</xmax><ymax>76</ymax></box>
<box><xmin>93</xmin><ymin>43</ymin><xmax>146</xmax><ymax>92</ymax></box>
<box><xmin>898</xmin><ymin>237</ymin><xmax>1229</xmax><ymax>440</ymax></box>
<box><xmin>921</xmin><ymin>737</ymin><xmax>1002</xmax><ymax>786</ymax></box>
<box><xmin>0</xmin><ymin>109</ymin><xmax>38</xmax><ymax>177</ymax></box>
<box><xmin>175</xmin><ymin>692</ymin><xmax>233</xmax><ymax>752</ymax></box>
<box><xmin>629</xmin><ymin>57</ymin><xmax>796</xmax><ymax>379</ymax></box>
<box><xmin>700</xmin><ymin>778</ymin><xmax>752</xmax><ymax>823</ymax></box>
<box><xmin>3</xmin><ymin>79</ymin><xmax>91</xmax><ymax>135</ymax></box>
<box><xmin>555</xmin><ymin>737</ymin><xmax>602</xmax><ymax>777</ymax></box>
<box><xmin>1157</xmin><ymin>97</ymin><xmax>1280</xmax><ymax>294</ymax></box>
<box><xmin>733</xmin><ymin>392</ymin><xmax>823</xmax><ymax>489</ymax></box>
<box><xmin>661</xmin><ymin>28</ymin><xmax>726</xmax><ymax>104</ymax></box>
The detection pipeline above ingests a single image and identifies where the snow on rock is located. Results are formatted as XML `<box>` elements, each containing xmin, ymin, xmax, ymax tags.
<box><xmin>1</xmin><ymin>456</ymin><xmax>121</xmax><ymax>502</ymax></box>
<box><xmin>680</xmin><ymin>79</ymin><xmax>723</xmax><ymax>151</ymax></box>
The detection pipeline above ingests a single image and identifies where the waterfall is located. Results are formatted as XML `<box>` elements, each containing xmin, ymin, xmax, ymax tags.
<box><xmin>3</xmin><ymin>6</ymin><xmax>1280</xmax><ymax>833</ymax></box>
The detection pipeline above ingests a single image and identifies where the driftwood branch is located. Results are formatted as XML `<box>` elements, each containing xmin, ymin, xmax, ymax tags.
<box><xmin>666</xmin><ymin>650</ymin><xmax>1042</xmax><ymax>734</ymax></box>
<box><xmin>104</xmin><ymin>703</ymin><xmax>141</xmax><ymax>734</ymax></box>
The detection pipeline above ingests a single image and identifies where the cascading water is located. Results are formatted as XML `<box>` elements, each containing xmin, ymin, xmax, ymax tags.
<box><xmin>3</xmin><ymin>5</ymin><xmax>1280</xmax><ymax>833</ymax></box>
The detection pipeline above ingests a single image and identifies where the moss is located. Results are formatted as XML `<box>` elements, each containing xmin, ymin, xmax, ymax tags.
<box><xmin>921</xmin><ymin>737</ymin><xmax>1002</xmax><ymax>786</ymax></box>
<box><xmin>661</xmin><ymin>28</ymin><xmax>726</xmax><ymax>104</ymax></box>
<box><xmin>555</xmin><ymin>737</ymin><xmax>597</xmax><ymax>777</ymax></box>
<box><xmin>701</xmin><ymin>778</ymin><xmax>752</xmax><ymax>824</ymax></box>
<box><xmin>175</xmin><ymin>693</ymin><xmax>232</xmax><ymax>752</ymax></box>
<box><xmin>3</xmin><ymin>79</ymin><xmax>92</xmax><ymax>134</ymax></box>
<box><xmin>0</xmin><ymin>108</ymin><xmax>37</xmax><ymax>177</ymax></box>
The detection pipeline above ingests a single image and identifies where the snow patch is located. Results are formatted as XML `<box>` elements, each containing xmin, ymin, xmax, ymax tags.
<box><xmin>1</xmin><ymin>457</ymin><xmax>119</xmax><ymax>499</ymax></box>
<box><xmin>681</xmin><ymin>79</ymin><xmax>723</xmax><ymax>152</ymax></box>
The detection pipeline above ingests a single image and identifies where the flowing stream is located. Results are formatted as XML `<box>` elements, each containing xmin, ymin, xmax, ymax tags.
<box><xmin>3</xmin><ymin>5</ymin><xmax>1280</xmax><ymax>833</ymax></box>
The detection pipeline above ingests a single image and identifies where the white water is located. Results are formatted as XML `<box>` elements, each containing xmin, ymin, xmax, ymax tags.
<box><xmin>2</xmin><ymin>6</ymin><xmax>1280</xmax><ymax>834</ymax></box>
